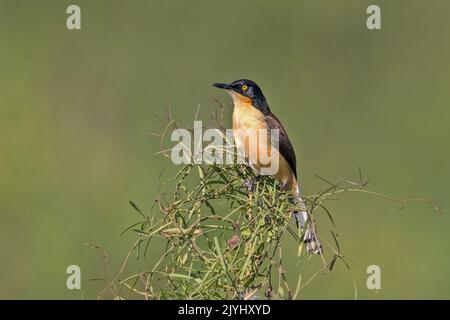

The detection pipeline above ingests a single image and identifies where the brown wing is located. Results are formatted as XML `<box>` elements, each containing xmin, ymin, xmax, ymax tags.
<box><xmin>265</xmin><ymin>112</ymin><xmax>297</xmax><ymax>178</ymax></box>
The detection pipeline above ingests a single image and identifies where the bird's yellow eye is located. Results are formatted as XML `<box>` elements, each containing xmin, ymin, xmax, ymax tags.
<box><xmin>242</xmin><ymin>85</ymin><xmax>248</xmax><ymax>91</ymax></box>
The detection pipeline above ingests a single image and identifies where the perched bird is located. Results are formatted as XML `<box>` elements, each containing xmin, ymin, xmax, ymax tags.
<box><xmin>213</xmin><ymin>79</ymin><xmax>322</xmax><ymax>254</ymax></box>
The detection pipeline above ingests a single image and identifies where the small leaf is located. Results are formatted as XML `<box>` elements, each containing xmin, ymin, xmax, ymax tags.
<box><xmin>318</xmin><ymin>204</ymin><xmax>336</xmax><ymax>227</ymax></box>
<box><xmin>330</xmin><ymin>231</ymin><xmax>340</xmax><ymax>253</ymax></box>
<box><xmin>129</xmin><ymin>201</ymin><xmax>146</xmax><ymax>218</ymax></box>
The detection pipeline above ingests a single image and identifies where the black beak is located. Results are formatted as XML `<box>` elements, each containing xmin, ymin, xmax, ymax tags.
<box><xmin>212</xmin><ymin>82</ymin><xmax>231</xmax><ymax>90</ymax></box>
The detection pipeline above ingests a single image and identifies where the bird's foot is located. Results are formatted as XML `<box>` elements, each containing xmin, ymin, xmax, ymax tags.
<box><xmin>241</xmin><ymin>176</ymin><xmax>260</xmax><ymax>193</ymax></box>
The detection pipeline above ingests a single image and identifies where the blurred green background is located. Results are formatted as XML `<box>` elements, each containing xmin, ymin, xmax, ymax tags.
<box><xmin>1</xmin><ymin>0</ymin><xmax>449</xmax><ymax>299</ymax></box>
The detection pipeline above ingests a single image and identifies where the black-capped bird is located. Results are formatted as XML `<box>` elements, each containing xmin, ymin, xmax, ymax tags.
<box><xmin>213</xmin><ymin>79</ymin><xmax>322</xmax><ymax>254</ymax></box>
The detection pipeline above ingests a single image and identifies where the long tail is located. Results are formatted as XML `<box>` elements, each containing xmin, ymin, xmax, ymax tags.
<box><xmin>291</xmin><ymin>183</ymin><xmax>323</xmax><ymax>255</ymax></box>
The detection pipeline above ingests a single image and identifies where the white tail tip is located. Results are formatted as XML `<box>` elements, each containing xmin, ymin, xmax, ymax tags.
<box><xmin>293</xmin><ymin>211</ymin><xmax>323</xmax><ymax>255</ymax></box>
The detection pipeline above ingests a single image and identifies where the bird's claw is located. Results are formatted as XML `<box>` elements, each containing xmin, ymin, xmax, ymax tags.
<box><xmin>241</xmin><ymin>176</ymin><xmax>259</xmax><ymax>193</ymax></box>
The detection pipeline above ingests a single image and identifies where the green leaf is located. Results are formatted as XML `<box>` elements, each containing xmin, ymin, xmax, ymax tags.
<box><xmin>129</xmin><ymin>201</ymin><xmax>146</xmax><ymax>219</ymax></box>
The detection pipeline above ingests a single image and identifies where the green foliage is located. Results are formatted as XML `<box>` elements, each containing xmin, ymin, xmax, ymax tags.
<box><xmin>96</xmin><ymin>107</ymin><xmax>443</xmax><ymax>300</ymax></box>
<box><xmin>107</xmin><ymin>162</ymin><xmax>318</xmax><ymax>299</ymax></box>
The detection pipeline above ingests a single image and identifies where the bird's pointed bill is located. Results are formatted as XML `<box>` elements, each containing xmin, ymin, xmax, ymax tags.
<box><xmin>212</xmin><ymin>82</ymin><xmax>231</xmax><ymax>90</ymax></box>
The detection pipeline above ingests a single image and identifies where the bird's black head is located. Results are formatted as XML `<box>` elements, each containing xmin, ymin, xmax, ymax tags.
<box><xmin>212</xmin><ymin>79</ymin><xmax>270</xmax><ymax>114</ymax></box>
